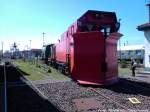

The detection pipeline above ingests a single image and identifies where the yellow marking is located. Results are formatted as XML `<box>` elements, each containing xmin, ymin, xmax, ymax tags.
<box><xmin>128</xmin><ymin>98</ymin><xmax>141</xmax><ymax>104</ymax></box>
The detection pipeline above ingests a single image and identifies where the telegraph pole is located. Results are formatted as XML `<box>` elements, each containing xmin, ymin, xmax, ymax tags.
<box><xmin>42</xmin><ymin>32</ymin><xmax>46</xmax><ymax>47</ymax></box>
<box><xmin>29</xmin><ymin>40</ymin><xmax>31</xmax><ymax>49</ymax></box>
<box><xmin>27</xmin><ymin>45</ymin><xmax>29</xmax><ymax>59</ymax></box>
<box><xmin>2</xmin><ymin>42</ymin><xmax>3</xmax><ymax>58</ymax></box>
<box><xmin>29</xmin><ymin>40</ymin><xmax>31</xmax><ymax>60</ymax></box>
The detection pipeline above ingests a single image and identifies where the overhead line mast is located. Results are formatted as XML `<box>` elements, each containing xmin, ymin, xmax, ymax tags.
<box><xmin>42</xmin><ymin>32</ymin><xmax>46</xmax><ymax>47</ymax></box>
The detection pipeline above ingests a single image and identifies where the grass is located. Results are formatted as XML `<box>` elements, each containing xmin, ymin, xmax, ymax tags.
<box><xmin>118</xmin><ymin>66</ymin><xmax>131</xmax><ymax>76</ymax></box>
<box><xmin>13</xmin><ymin>59</ymin><xmax>144</xmax><ymax>81</ymax></box>
<box><xmin>48</xmin><ymin>67</ymin><xmax>70</xmax><ymax>80</ymax></box>
<box><xmin>118</xmin><ymin>65</ymin><xmax>144</xmax><ymax>76</ymax></box>
<box><xmin>13</xmin><ymin>59</ymin><xmax>69</xmax><ymax>81</ymax></box>
<box><xmin>13</xmin><ymin>60</ymin><xmax>45</xmax><ymax>81</ymax></box>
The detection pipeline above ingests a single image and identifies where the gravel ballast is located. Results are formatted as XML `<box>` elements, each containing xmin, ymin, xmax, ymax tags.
<box><xmin>36</xmin><ymin>78</ymin><xmax>150</xmax><ymax>112</ymax></box>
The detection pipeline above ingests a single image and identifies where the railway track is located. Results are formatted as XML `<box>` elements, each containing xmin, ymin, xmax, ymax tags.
<box><xmin>89</xmin><ymin>87</ymin><xmax>129</xmax><ymax>110</ymax></box>
<box><xmin>4</xmin><ymin>63</ymin><xmax>7</xmax><ymax>112</ymax></box>
<box><xmin>0</xmin><ymin>62</ymin><xmax>62</xmax><ymax>112</ymax></box>
<box><xmin>88</xmin><ymin>79</ymin><xmax>150</xmax><ymax>111</ymax></box>
<box><xmin>0</xmin><ymin>64</ymin><xmax>7</xmax><ymax>112</ymax></box>
<box><xmin>89</xmin><ymin>88</ymin><xmax>150</xmax><ymax>111</ymax></box>
<box><xmin>119</xmin><ymin>78</ymin><xmax>150</xmax><ymax>98</ymax></box>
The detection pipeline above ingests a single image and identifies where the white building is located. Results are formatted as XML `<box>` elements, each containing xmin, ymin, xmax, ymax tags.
<box><xmin>138</xmin><ymin>23</ymin><xmax>150</xmax><ymax>70</ymax></box>
<box><xmin>117</xmin><ymin>45</ymin><xmax>145</xmax><ymax>61</ymax></box>
<box><xmin>0</xmin><ymin>50</ymin><xmax>2</xmax><ymax>58</ymax></box>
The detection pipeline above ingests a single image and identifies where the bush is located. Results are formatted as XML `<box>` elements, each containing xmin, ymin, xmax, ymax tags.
<box><xmin>36</xmin><ymin>64</ymin><xmax>41</xmax><ymax>68</ymax></box>
<box><xmin>47</xmin><ymin>67</ymin><xmax>51</xmax><ymax>73</ymax></box>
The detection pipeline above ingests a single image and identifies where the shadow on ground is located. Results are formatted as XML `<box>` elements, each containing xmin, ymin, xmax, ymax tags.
<box><xmin>16</xmin><ymin>67</ymin><xmax>31</xmax><ymax>76</ymax></box>
<box><xmin>1</xmin><ymin>65</ymin><xmax>61</xmax><ymax>112</ymax></box>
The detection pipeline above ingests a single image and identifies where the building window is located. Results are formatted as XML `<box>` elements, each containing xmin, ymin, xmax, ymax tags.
<box><xmin>136</xmin><ymin>50</ymin><xmax>140</xmax><ymax>55</ymax></box>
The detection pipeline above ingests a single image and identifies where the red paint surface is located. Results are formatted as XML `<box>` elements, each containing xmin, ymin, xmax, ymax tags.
<box><xmin>55</xmin><ymin>39</ymin><xmax>67</xmax><ymax>63</ymax></box>
<box><xmin>106</xmin><ymin>33</ymin><xmax>122</xmax><ymax>80</ymax></box>
<box><xmin>70</xmin><ymin>32</ymin><xmax>122</xmax><ymax>84</ymax></box>
<box><xmin>71</xmin><ymin>32</ymin><xmax>105</xmax><ymax>83</ymax></box>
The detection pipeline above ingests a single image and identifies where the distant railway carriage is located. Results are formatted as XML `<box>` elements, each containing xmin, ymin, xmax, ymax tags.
<box><xmin>117</xmin><ymin>45</ymin><xmax>144</xmax><ymax>62</ymax></box>
<box><xmin>42</xmin><ymin>44</ymin><xmax>54</xmax><ymax>64</ymax></box>
<box><xmin>48</xmin><ymin>10</ymin><xmax>122</xmax><ymax>85</ymax></box>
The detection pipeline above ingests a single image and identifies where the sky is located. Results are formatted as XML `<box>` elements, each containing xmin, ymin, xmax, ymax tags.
<box><xmin>0</xmin><ymin>0</ymin><xmax>149</xmax><ymax>51</ymax></box>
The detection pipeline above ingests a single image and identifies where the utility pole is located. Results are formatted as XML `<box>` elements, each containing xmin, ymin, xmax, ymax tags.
<box><xmin>42</xmin><ymin>32</ymin><xmax>46</xmax><ymax>47</ymax></box>
<box><xmin>29</xmin><ymin>40</ymin><xmax>31</xmax><ymax>59</ymax></box>
<box><xmin>29</xmin><ymin>40</ymin><xmax>31</xmax><ymax>50</ymax></box>
<box><xmin>2</xmin><ymin>42</ymin><xmax>3</xmax><ymax>58</ymax></box>
<box><xmin>26</xmin><ymin>45</ymin><xmax>29</xmax><ymax>59</ymax></box>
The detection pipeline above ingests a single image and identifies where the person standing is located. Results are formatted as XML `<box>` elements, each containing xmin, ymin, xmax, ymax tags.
<box><xmin>131</xmin><ymin>58</ymin><xmax>137</xmax><ymax>77</ymax></box>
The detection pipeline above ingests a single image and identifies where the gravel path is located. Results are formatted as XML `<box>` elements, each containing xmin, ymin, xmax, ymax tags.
<box><xmin>32</xmin><ymin>76</ymin><xmax>71</xmax><ymax>85</ymax></box>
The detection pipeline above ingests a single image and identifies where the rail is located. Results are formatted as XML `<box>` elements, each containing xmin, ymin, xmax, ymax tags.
<box><xmin>3</xmin><ymin>63</ymin><xmax>7</xmax><ymax>112</ymax></box>
<box><xmin>89</xmin><ymin>88</ymin><xmax>128</xmax><ymax>110</ymax></box>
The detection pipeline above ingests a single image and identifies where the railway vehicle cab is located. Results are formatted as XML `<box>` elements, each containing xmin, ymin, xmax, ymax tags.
<box><xmin>66</xmin><ymin>10</ymin><xmax>120</xmax><ymax>36</ymax></box>
<box><xmin>77</xmin><ymin>10</ymin><xmax>120</xmax><ymax>33</ymax></box>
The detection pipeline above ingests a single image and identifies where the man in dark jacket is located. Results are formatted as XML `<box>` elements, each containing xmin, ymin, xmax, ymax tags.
<box><xmin>131</xmin><ymin>57</ymin><xmax>137</xmax><ymax>76</ymax></box>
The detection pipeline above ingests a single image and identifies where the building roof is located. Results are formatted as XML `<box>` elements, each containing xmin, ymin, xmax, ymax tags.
<box><xmin>117</xmin><ymin>45</ymin><xmax>144</xmax><ymax>51</ymax></box>
<box><xmin>137</xmin><ymin>23</ymin><xmax>150</xmax><ymax>31</ymax></box>
<box><xmin>31</xmin><ymin>49</ymin><xmax>42</xmax><ymax>52</ymax></box>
